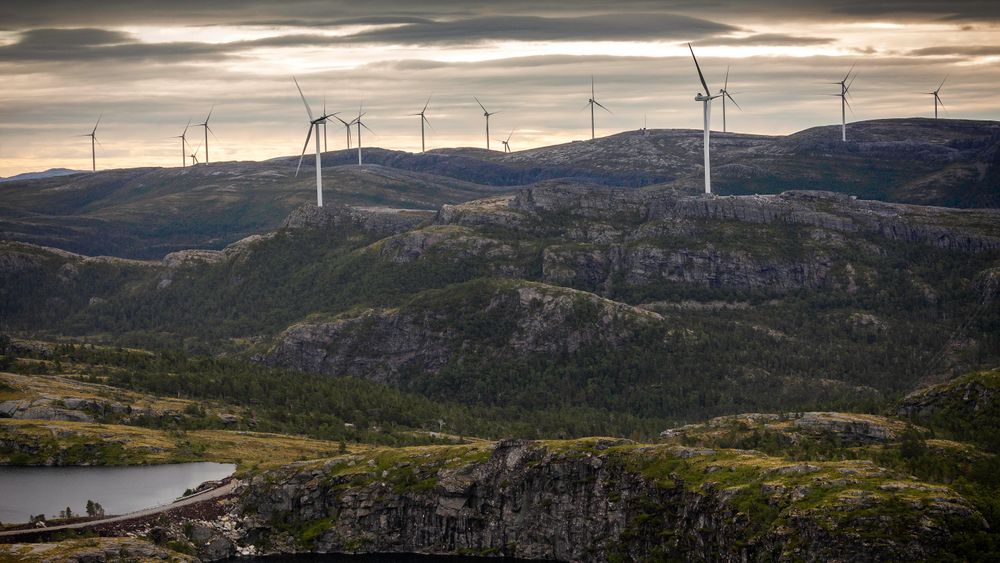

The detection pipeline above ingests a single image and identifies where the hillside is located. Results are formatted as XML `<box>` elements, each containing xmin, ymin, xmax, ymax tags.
<box><xmin>2</xmin><ymin>185</ymin><xmax>998</xmax><ymax>428</ymax></box>
<box><xmin>1</xmin><ymin>118</ymin><xmax>997</xmax><ymax>259</ymax></box>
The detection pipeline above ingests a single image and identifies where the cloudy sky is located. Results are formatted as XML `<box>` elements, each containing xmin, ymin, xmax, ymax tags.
<box><xmin>1</xmin><ymin>0</ymin><xmax>998</xmax><ymax>176</ymax></box>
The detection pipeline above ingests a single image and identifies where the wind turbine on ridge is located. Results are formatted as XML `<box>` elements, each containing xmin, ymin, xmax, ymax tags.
<box><xmin>828</xmin><ymin>65</ymin><xmax>858</xmax><ymax>142</ymax></box>
<box><xmin>189</xmin><ymin>141</ymin><xmax>202</xmax><ymax>164</ymax></box>
<box><xmin>687</xmin><ymin>44</ymin><xmax>723</xmax><ymax>195</ymax></box>
<box><xmin>332</xmin><ymin>115</ymin><xmax>353</xmax><ymax>149</ymax></box>
<box><xmin>474</xmin><ymin>97</ymin><xmax>498</xmax><ymax>150</ymax></box>
<box><xmin>196</xmin><ymin>105</ymin><xmax>216</xmax><ymax>163</ymax></box>
<box><xmin>411</xmin><ymin>96</ymin><xmax>432</xmax><ymax>152</ymax></box>
<box><xmin>497</xmin><ymin>129</ymin><xmax>514</xmax><ymax>153</ymax></box>
<box><xmin>925</xmin><ymin>76</ymin><xmax>948</xmax><ymax>119</ymax></box>
<box><xmin>293</xmin><ymin>76</ymin><xmax>339</xmax><ymax>207</ymax></box>
<box><xmin>353</xmin><ymin>103</ymin><xmax>375</xmax><ymax>166</ymax></box>
<box><xmin>172</xmin><ymin>119</ymin><xmax>191</xmax><ymax>167</ymax></box>
<box><xmin>585</xmin><ymin>76</ymin><xmax>611</xmax><ymax>140</ymax></box>
<box><xmin>719</xmin><ymin>67</ymin><xmax>741</xmax><ymax>133</ymax></box>
<box><xmin>79</xmin><ymin>114</ymin><xmax>102</xmax><ymax>172</ymax></box>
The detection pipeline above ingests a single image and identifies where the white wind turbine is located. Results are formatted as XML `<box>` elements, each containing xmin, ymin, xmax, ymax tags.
<box><xmin>474</xmin><ymin>97</ymin><xmax>498</xmax><ymax>150</ymax></box>
<box><xmin>497</xmin><ymin>129</ymin><xmax>514</xmax><ymax>153</ymax></box>
<box><xmin>189</xmin><ymin>141</ymin><xmax>202</xmax><ymax>164</ymax></box>
<box><xmin>171</xmin><ymin>119</ymin><xmax>191</xmax><ymax>167</ymax></box>
<box><xmin>196</xmin><ymin>105</ymin><xmax>217</xmax><ymax>163</ymax></box>
<box><xmin>925</xmin><ymin>76</ymin><xmax>948</xmax><ymax>119</ymax></box>
<box><xmin>332</xmin><ymin>115</ymin><xmax>353</xmax><ymax>149</ymax></box>
<box><xmin>719</xmin><ymin>67</ymin><xmax>742</xmax><ymax>133</ymax></box>
<box><xmin>79</xmin><ymin>114</ymin><xmax>102</xmax><ymax>172</ymax></box>
<box><xmin>353</xmin><ymin>104</ymin><xmax>375</xmax><ymax>166</ymax></box>
<box><xmin>411</xmin><ymin>96</ymin><xmax>432</xmax><ymax>152</ymax></box>
<box><xmin>688</xmin><ymin>43</ymin><xmax>722</xmax><ymax>195</ymax></box>
<box><xmin>585</xmin><ymin>76</ymin><xmax>611</xmax><ymax>140</ymax></box>
<box><xmin>293</xmin><ymin>76</ymin><xmax>339</xmax><ymax>207</ymax></box>
<box><xmin>828</xmin><ymin>65</ymin><xmax>858</xmax><ymax>142</ymax></box>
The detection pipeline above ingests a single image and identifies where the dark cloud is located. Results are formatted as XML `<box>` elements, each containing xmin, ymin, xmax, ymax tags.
<box><xmin>0</xmin><ymin>28</ymin><xmax>230</xmax><ymax>62</ymax></box>
<box><xmin>1</xmin><ymin>0</ymin><xmax>998</xmax><ymax>29</ymax></box>
<box><xmin>325</xmin><ymin>14</ymin><xmax>738</xmax><ymax>45</ymax></box>
<box><xmin>909</xmin><ymin>45</ymin><xmax>1000</xmax><ymax>57</ymax></box>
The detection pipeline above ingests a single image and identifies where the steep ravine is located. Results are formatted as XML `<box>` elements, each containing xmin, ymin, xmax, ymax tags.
<box><xmin>231</xmin><ymin>438</ymin><xmax>984</xmax><ymax>562</ymax></box>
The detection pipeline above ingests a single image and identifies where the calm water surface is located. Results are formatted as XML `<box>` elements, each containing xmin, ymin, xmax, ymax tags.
<box><xmin>0</xmin><ymin>462</ymin><xmax>234</xmax><ymax>523</ymax></box>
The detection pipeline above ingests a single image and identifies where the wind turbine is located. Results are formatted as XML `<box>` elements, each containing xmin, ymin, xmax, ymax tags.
<box><xmin>719</xmin><ymin>67</ymin><xmax>742</xmax><ymax>133</ymax></box>
<box><xmin>497</xmin><ymin>129</ymin><xmax>514</xmax><ymax>153</ymax></box>
<box><xmin>828</xmin><ymin>65</ymin><xmax>858</xmax><ymax>142</ymax></box>
<box><xmin>196</xmin><ymin>105</ymin><xmax>216</xmax><ymax>163</ymax></box>
<box><xmin>172</xmin><ymin>119</ymin><xmax>191</xmax><ymax>167</ymax></box>
<box><xmin>688</xmin><ymin>44</ymin><xmax>722</xmax><ymax>195</ymax></box>
<box><xmin>293</xmin><ymin>76</ymin><xmax>338</xmax><ymax>207</ymax></box>
<box><xmin>474</xmin><ymin>97</ymin><xmax>498</xmax><ymax>150</ymax></box>
<box><xmin>79</xmin><ymin>114</ymin><xmax>102</xmax><ymax>172</ymax></box>
<box><xmin>189</xmin><ymin>141</ymin><xmax>202</xmax><ymax>164</ymax></box>
<box><xmin>585</xmin><ymin>76</ymin><xmax>611</xmax><ymax>140</ymax></box>
<box><xmin>353</xmin><ymin>104</ymin><xmax>375</xmax><ymax>166</ymax></box>
<box><xmin>332</xmin><ymin>115</ymin><xmax>353</xmax><ymax>149</ymax></box>
<box><xmin>411</xmin><ymin>96</ymin><xmax>432</xmax><ymax>152</ymax></box>
<box><xmin>926</xmin><ymin>76</ymin><xmax>948</xmax><ymax>119</ymax></box>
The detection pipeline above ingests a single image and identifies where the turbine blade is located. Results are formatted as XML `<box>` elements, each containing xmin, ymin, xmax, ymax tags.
<box><xmin>937</xmin><ymin>94</ymin><xmax>947</xmax><ymax>113</ymax></box>
<box><xmin>293</xmin><ymin>76</ymin><xmax>315</xmax><ymax>121</ymax></box>
<box><xmin>844</xmin><ymin>96</ymin><xmax>855</xmax><ymax>116</ymax></box>
<box><xmin>506</xmin><ymin>128</ymin><xmax>514</xmax><ymax>142</ymax></box>
<box><xmin>296</xmin><ymin>125</ymin><xmax>313</xmax><ymax>177</ymax></box>
<box><xmin>92</xmin><ymin>113</ymin><xmax>103</xmax><ymax>134</ymax></box>
<box><xmin>207</xmin><ymin>125</ymin><xmax>219</xmax><ymax>142</ymax></box>
<box><xmin>94</xmin><ymin>137</ymin><xmax>104</xmax><ymax>149</ymax></box>
<box><xmin>724</xmin><ymin>66</ymin><xmax>730</xmax><ymax>91</ymax></box>
<box><xmin>842</xmin><ymin>63</ymin><xmax>856</xmax><ymax>83</ymax></box>
<box><xmin>936</xmin><ymin>74</ymin><xmax>948</xmax><ymax>92</ymax></box>
<box><xmin>423</xmin><ymin>115</ymin><xmax>433</xmax><ymax>130</ymax></box>
<box><xmin>688</xmin><ymin>43</ymin><xmax>711</xmax><ymax>95</ymax></box>
<box><xmin>474</xmin><ymin>96</ymin><xmax>488</xmax><ymax>113</ymax></box>
<box><xmin>422</xmin><ymin>95</ymin><xmax>432</xmax><ymax>113</ymax></box>
<box><xmin>182</xmin><ymin>118</ymin><xmax>191</xmax><ymax>136</ymax></box>
<box><xmin>846</xmin><ymin>72</ymin><xmax>858</xmax><ymax>92</ymax></box>
<box><xmin>591</xmin><ymin>75</ymin><xmax>595</xmax><ymax>99</ymax></box>
<box><xmin>725</xmin><ymin>92</ymin><xmax>742</xmax><ymax>111</ymax></box>
<box><xmin>361</xmin><ymin>122</ymin><xmax>375</xmax><ymax>134</ymax></box>
<box><xmin>594</xmin><ymin>100</ymin><xmax>612</xmax><ymax>113</ymax></box>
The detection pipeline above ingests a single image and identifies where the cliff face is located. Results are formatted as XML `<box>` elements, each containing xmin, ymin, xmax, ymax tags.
<box><xmin>234</xmin><ymin>438</ymin><xmax>984</xmax><ymax>562</ymax></box>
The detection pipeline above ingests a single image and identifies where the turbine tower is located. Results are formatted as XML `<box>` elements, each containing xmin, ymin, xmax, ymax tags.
<box><xmin>196</xmin><ymin>105</ymin><xmax>216</xmax><ymax>163</ymax></box>
<box><xmin>353</xmin><ymin>104</ymin><xmax>374</xmax><ymax>166</ymax></box>
<box><xmin>719</xmin><ymin>67</ymin><xmax>742</xmax><ymax>133</ymax></box>
<box><xmin>829</xmin><ymin>65</ymin><xmax>857</xmax><ymax>142</ymax></box>
<box><xmin>293</xmin><ymin>77</ymin><xmax>338</xmax><ymax>207</ymax></box>
<box><xmin>411</xmin><ymin>96</ymin><xmax>432</xmax><ymax>152</ymax></box>
<box><xmin>497</xmin><ymin>129</ymin><xmax>514</xmax><ymax>153</ymax></box>
<box><xmin>926</xmin><ymin>76</ymin><xmax>948</xmax><ymax>119</ymax></box>
<box><xmin>172</xmin><ymin>119</ymin><xmax>191</xmax><ymax>167</ymax></box>
<box><xmin>474</xmin><ymin>97</ymin><xmax>498</xmax><ymax>150</ymax></box>
<box><xmin>688</xmin><ymin>44</ymin><xmax>722</xmax><ymax>195</ymax></box>
<box><xmin>585</xmin><ymin>76</ymin><xmax>611</xmax><ymax>140</ymax></box>
<box><xmin>80</xmin><ymin>114</ymin><xmax>102</xmax><ymax>172</ymax></box>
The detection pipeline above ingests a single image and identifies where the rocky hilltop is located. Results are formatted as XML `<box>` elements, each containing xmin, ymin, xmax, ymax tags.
<box><xmin>231</xmin><ymin>438</ymin><xmax>983</xmax><ymax>562</ymax></box>
<box><xmin>0</xmin><ymin>118</ymin><xmax>996</xmax><ymax>258</ymax></box>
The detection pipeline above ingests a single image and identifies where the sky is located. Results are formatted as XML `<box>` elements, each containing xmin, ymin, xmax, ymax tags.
<box><xmin>1</xmin><ymin>0</ymin><xmax>999</xmax><ymax>176</ymax></box>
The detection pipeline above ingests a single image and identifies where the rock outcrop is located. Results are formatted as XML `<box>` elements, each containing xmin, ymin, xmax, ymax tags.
<box><xmin>232</xmin><ymin>438</ymin><xmax>985</xmax><ymax>562</ymax></box>
<box><xmin>281</xmin><ymin>203</ymin><xmax>429</xmax><ymax>236</ymax></box>
<box><xmin>445</xmin><ymin>185</ymin><xmax>1000</xmax><ymax>254</ymax></box>
<box><xmin>262</xmin><ymin>279</ymin><xmax>660</xmax><ymax>382</ymax></box>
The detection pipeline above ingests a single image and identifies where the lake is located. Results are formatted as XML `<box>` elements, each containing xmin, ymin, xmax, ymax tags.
<box><xmin>0</xmin><ymin>462</ymin><xmax>235</xmax><ymax>523</ymax></box>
